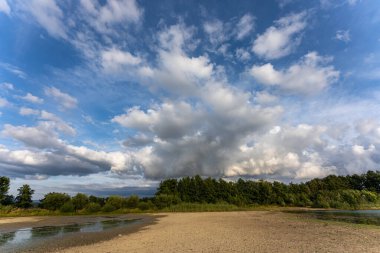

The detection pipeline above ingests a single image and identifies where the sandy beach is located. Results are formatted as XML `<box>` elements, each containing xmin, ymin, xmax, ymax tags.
<box><xmin>48</xmin><ymin>211</ymin><xmax>380</xmax><ymax>253</ymax></box>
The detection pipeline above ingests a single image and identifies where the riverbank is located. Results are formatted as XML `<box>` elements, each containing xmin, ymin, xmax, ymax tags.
<box><xmin>51</xmin><ymin>211</ymin><xmax>380</xmax><ymax>253</ymax></box>
<box><xmin>0</xmin><ymin>214</ymin><xmax>157</xmax><ymax>253</ymax></box>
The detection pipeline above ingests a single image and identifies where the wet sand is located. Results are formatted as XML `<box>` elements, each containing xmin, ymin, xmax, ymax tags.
<box><xmin>53</xmin><ymin>211</ymin><xmax>380</xmax><ymax>253</ymax></box>
<box><xmin>0</xmin><ymin>214</ymin><xmax>157</xmax><ymax>253</ymax></box>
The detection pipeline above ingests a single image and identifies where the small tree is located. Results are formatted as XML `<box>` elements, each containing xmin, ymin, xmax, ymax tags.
<box><xmin>72</xmin><ymin>193</ymin><xmax>89</xmax><ymax>211</ymax></box>
<box><xmin>0</xmin><ymin>176</ymin><xmax>10</xmax><ymax>204</ymax></box>
<box><xmin>15</xmin><ymin>184</ymin><xmax>34</xmax><ymax>208</ymax></box>
<box><xmin>105</xmin><ymin>195</ymin><xmax>127</xmax><ymax>209</ymax></box>
<box><xmin>41</xmin><ymin>192</ymin><xmax>71</xmax><ymax>210</ymax></box>
<box><xmin>126</xmin><ymin>195</ymin><xmax>139</xmax><ymax>208</ymax></box>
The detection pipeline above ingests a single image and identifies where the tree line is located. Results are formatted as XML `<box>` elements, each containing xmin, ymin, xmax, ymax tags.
<box><xmin>1</xmin><ymin>170</ymin><xmax>380</xmax><ymax>212</ymax></box>
<box><xmin>155</xmin><ymin>171</ymin><xmax>380</xmax><ymax>209</ymax></box>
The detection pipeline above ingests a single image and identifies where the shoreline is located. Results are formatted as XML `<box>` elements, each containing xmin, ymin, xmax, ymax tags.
<box><xmin>55</xmin><ymin>211</ymin><xmax>380</xmax><ymax>253</ymax></box>
<box><xmin>0</xmin><ymin>214</ymin><xmax>159</xmax><ymax>253</ymax></box>
<box><xmin>1</xmin><ymin>211</ymin><xmax>380</xmax><ymax>252</ymax></box>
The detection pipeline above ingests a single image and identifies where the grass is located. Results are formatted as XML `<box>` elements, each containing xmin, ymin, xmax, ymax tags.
<box><xmin>1</xmin><ymin>203</ymin><xmax>380</xmax><ymax>218</ymax></box>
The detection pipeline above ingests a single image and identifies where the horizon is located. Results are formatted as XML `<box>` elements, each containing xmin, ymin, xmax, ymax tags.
<box><xmin>1</xmin><ymin>0</ymin><xmax>380</xmax><ymax>199</ymax></box>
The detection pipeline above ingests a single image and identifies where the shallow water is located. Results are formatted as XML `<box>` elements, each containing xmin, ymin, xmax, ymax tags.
<box><xmin>0</xmin><ymin>218</ymin><xmax>139</xmax><ymax>252</ymax></box>
<box><xmin>291</xmin><ymin>209</ymin><xmax>380</xmax><ymax>226</ymax></box>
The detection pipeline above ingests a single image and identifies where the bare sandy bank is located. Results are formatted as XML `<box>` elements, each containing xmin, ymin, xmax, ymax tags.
<box><xmin>54</xmin><ymin>211</ymin><xmax>380</xmax><ymax>253</ymax></box>
<box><xmin>0</xmin><ymin>217</ymin><xmax>43</xmax><ymax>225</ymax></box>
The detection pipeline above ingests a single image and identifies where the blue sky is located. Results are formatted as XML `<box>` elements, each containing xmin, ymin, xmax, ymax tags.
<box><xmin>1</xmin><ymin>0</ymin><xmax>380</xmax><ymax>198</ymax></box>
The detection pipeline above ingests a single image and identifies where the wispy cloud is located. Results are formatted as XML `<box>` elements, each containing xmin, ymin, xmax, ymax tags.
<box><xmin>0</xmin><ymin>62</ymin><xmax>27</xmax><ymax>79</ymax></box>
<box><xmin>335</xmin><ymin>30</ymin><xmax>351</xmax><ymax>42</ymax></box>
<box><xmin>252</xmin><ymin>12</ymin><xmax>307</xmax><ymax>60</ymax></box>
<box><xmin>21</xmin><ymin>93</ymin><xmax>44</xmax><ymax>104</ymax></box>
<box><xmin>44</xmin><ymin>87</ymin><xmax>77</xmax><ymax>109</ymax></box>
<box><xmin>0</xmin><ymin>0</ymin><xmax>10</xmax><ymax>15</ymax></box>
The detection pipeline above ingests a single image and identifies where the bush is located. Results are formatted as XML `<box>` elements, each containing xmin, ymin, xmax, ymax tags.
<box><xmin>126</xmin><ymin>195</ymin><xmax>139</xmax><ymax>208</ymax></box>
<box><xmin>137</xmin><ymin>202</ymin><xmax>150</xmax><ymax>211</ymax></box>
<box><xmin>154</xmin><ymin>194</ymin><xmax>181</xmax><ymax>209</ymax></box>
<box><xmin>85</xmin><ymin>202</ymin><xmax>101</xmax><ymax>213</ymax></box>
<box><xmin>60</xmin><ymin>201</ymin><xmax>74</xmax><ymax>213</ymax></box>
<box><xmin>102</xmin><ymin>203</ymin><xmax>117</xmax><ymax>212</ymax></box>
<box><xmin>105</xmin><ymin>196</ymin><xmax>127</xmax><ymax>209</ymax></box>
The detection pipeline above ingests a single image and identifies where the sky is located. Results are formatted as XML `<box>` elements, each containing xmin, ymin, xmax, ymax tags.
<box><xmin>1</xmin><ymin>0</ymin><xmax>380</xmax><ymax>198</ymax></box>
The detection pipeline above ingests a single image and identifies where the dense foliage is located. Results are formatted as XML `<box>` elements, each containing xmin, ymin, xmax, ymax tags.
<box><xmin>0</xmin><ymin>171</ymin><xmax>380</xmax><ymax>214</ymax></box>
<box><xmin>15</xmin><ymin>184</ymin><xmax>34</xmax><ymax>208</ymax></box>
<box><xmin>156</xmin><ymin>172</ymin><xmax>380</xmax><ymax>209</ymax></box>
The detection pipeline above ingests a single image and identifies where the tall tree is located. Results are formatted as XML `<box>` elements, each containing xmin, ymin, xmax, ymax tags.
<box><xmin>0</xmin><ymin>176</ymin><xmax>10</xmax><ymax>204</ymax></box>
<box><xmin>15</xmin><ymin>184</ymin><xmax>34</xmax><ymax>208</ymax></box>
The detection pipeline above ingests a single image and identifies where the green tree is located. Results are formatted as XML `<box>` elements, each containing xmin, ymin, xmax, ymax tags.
<box><xmin>85</xmin><ymin>202</ymin><xmax>101</xmax><ymax>213</ymax></box>
<box><xmin>41</xmin><ymin>192</ymin><xmax>71</xmax><ymax>210</ymax></box>
<box><xmin>15</xmin><ymin>184</ymin><xmax>34</xmax><ymax>208</ymax></box>
<box><xmin>89</xmin><ymin>195</ymin><xmax>105</xmax><ymax>206</ymax></box>
<box><xmin>60</xmin><ymin>201</ymin><xmax>75</xmax><ymax>213</ymax></box>
<box><xmin>72</xmin><ymin>193</ymin><xmax>89</xmax><ymax>211</ymax></box>
<box><xmin>105</xmin><ymin>195</ymin><xmax>127</xmax><ymax>209</ymax></box>
<box><xmin>126</xmin><ymin>195</ymin><xmax>139</xmax><ymax>208</ymax></box>
<box><xmin>364</xmin><ymin>170</ymin><xmax>380</xmax><ymax>192</ymax></box>
<box><xmin>0</xmin><ymin>176</ymin><xmax>10</xmax><ymax>204</ymax></box>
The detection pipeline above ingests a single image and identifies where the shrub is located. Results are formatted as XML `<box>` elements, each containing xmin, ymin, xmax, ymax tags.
<box><xmin>102</xmin><ymin>203</ymin><xmax>117</xmax><ymax>212</ymax></box>
<box><xmin>60</xmin><ymin>201</ymin><xmax>75</xmax><ymax>213</ymax></box>
<box><xmin>137</xmin><ymin>202</ymin><xmax>150</xmax><ymax>211</ymax></box>
<box><xmin>154</xmin><ymin>194</ymin><xmax>181</xmax><ymax>209</ymax></box>
<box><xmin>126</xmin><ymin>195</ymin><xmax>139</xmax><ymax>208</ymax></box>
<box><xmin>105</xmin><ymin>196</ymin><xmax>127</xmax><ymax>209</ymax></box>
<box><xmin>72</xmin><ymin>193</ymin><xmax>89</xmax><ymax>211</ymax></box>
<box><xmin>85</xmin><ymin>202</ymin><xmax>101</xmax><ymax>213</ymax></box>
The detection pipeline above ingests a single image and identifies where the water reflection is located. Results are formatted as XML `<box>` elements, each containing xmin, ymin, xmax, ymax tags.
<box><xmin>289</xmin><ymin>209</ymin><xmax>380</xmax><ymax>226</ymax></box>
<box><xmin>0</xmin><ymin>218</ymin><xmax>139</xmax><ymax>251</ymax></box>
<box><xmin>0</xmin><ymin>232</ymin><xmax>15</xmax><ymax>246</ymax></box>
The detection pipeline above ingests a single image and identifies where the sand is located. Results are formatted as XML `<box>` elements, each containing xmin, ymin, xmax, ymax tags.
<box><xmin>51</xmin><ymin>211</ymin><xmax>380</xmax><ymax>253</ymax></box>
<box><xmin>0</xmin><ymin>217</ymin><xmax>43</xmax><ymax>225</ymax></box>
<box><xmin>0</xmin><ymin>214</ymin><xmax>156</xmax><ymax>253</ymax></box>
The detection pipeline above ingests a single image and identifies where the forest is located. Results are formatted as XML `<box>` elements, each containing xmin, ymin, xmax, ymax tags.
<box><xmin>1</xmin><ymin>170</ymin><xmax>380</xmax><ymax>215</ymax></box>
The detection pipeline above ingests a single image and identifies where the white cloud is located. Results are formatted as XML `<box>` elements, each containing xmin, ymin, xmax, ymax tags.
<box><xmin>44</xmin><ymin>87</ymin><xmax>78</xmax><ymax>109</ymax></box>
<box><xmin>139</xmin><ymin>24</ymin><xmax>213</xmax><ymax>95</ymax></box>
<box><xmin>15</xmin><ymin>109</ymin><xmax>76</xmax><ymax>136</ymax></box>
<box><xmin>236</xmin><ymin>13</ymin><xmax>255</xmax><ymax>40</ymax></box>
<box><xmin>251</xmin><ymin>52</ymin><xmax>340</xmax><ymax>94</ymax></box>
<box><xmin>1</xmin><ymin>82</ymin><xmax>14</xmax><ymax>90</ymax></box>
<box><xmin>255</xmin><ymin>91</ymin><xmax>278</xmax><ymax>104</ymax></box>
<box><xmin>39</xmin><ymin>110</ymin><xmax>76</xmax><ymax>135</ymax></box>
<box><xmin>335</xmin><ymin>30</ymin><xmax>351</xmax><ymax>42</ymax></box>
<box><xmin>101</xmin><ymin>48</ymin><xmax>141</xmax><ymax>73</ymax></box>
<box><xmin>347</xmin><ymin>0</ymin><xmax>360</xmax><ymax>5</ymax></box>
<box><xmin>0</xmin><ymin>97</ymin><xmax>10</xmax><ymax>107</ymax></box>
<box><xmin>252</xmin><ymin>12</ymin><xmax>307</xmax><ymax>59</ymax></box>
<box><xmin>0</xmin><ymin>62</ymin><xmax>27</xmax><ymax>79</ymax></box>
<box><xmin>0</xmin><ymin>0</ymin><xmax>10</xmax><ymax>15</ymax></box>
<box><xmin>277</xmin><ymin>0</ymin><xmax>295</xmax><ymax>8</ymax></box>
<box><xmin>19</xmin><ymin>107</ymin><xmax>39</xmax><ymax>116</ymax></box>
<box><xmin>0</xmin><ymin>146</ymin><xmax>126</xmax><ymax>176</ymax></box>
<box><xmin>203</xmin><ymin>19</ymin><xmax>225</xmax><ymax>46</ymax></box>
<box><xmin>158</xmin><ymin>23</ymin><xmax>195</xmax><ymax>52</ymax></box>
<box><xmin>21</xmin><ymin>93</ymin><xmax>44</xmax><ymax>104</ymax></box>
<box><xmin>235</xmin><ymin>48</ymin><xmax>251</xmax><ymax>61</ymax></box>
<box><xmin>112</xmin><ymin>102</ymin><xmax>203</xmax><ymax>140</ymax></box>
<box><xmin>3</xmin><ymin>124</ymin><xmax>64</xmax><ymax>150</ymax></box>
<box><xmin>80</xmin><ymin>0</ymin><xmax>143</xmax><ymax>34</ymax></box>
<box><xmin>0</xmin><ymin>124</ymin><xmax>136</xmax><ymax>176</ymax></box>
<box><xmin>112</xmin><ymin>80</ymin><xmax>283</xmax><ymax>179</ymax></box>
<box><xmin>23</xmin><ymin>0</ymin><xmax>67</xmax><ymax>39</ymax></box>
